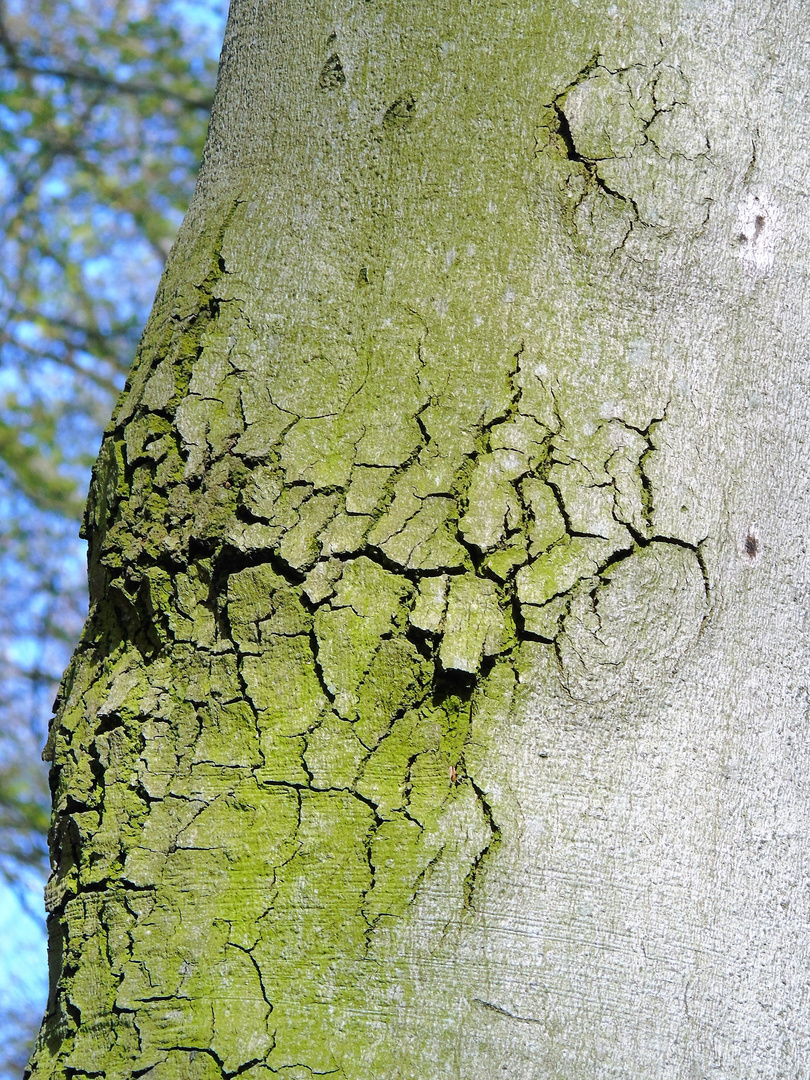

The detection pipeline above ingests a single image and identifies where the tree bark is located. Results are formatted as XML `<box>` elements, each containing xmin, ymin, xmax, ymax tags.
<box><xmin>29</xmin><ymin>1</ymin><xmax>810</xmax><ymax>1077</ymax></box>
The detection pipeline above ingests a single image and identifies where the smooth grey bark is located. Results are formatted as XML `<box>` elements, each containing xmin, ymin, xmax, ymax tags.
<box><xmin>30</xmin><ymin>1</ymin><xmax>810</xmax><ymax>1078</ymax></box>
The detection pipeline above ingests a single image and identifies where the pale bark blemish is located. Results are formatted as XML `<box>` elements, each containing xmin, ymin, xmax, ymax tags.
<box><xmin>599</xmin><ymin>400</ymin><xmax>625</xmax><ymax>420</ymax></box>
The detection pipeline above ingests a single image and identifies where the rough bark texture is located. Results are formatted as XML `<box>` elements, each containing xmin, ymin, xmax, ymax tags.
<box><xmin>29</xmin><ymin>1</ymin><xmax>810</xmax><ymax>1077</ymax></box>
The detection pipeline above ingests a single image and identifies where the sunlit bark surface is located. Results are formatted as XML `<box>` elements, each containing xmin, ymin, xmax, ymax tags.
<box><xmin>29</xmin><ymin>1</ymin><xmax>810</xmax><ymax>1077</ymax></box>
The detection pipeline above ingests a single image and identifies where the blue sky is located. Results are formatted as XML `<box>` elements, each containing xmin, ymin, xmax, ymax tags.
<box><xmin>0</xmin><ymin>882</ymin><xmax>48</xmax><ymax>1029</ymax></box>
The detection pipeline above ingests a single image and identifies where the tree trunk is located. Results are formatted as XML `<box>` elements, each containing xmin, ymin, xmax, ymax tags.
<box><xmin>29</xmin><ymin>2</ymin><xmax>810</xmax><ymax>1077</ymax></box>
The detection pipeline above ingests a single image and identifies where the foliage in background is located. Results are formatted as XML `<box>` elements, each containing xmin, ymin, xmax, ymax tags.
<box><xmin>0</xmin><ymin>0</ymin><xmax>226</xmax><ymax>1068</ymax></box>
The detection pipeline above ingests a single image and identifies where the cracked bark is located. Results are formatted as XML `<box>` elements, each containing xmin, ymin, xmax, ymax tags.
<box><xmin>28</xmin><ymin>2</ymin><xmax>810</xmax><ymax>1078</ymax></box>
